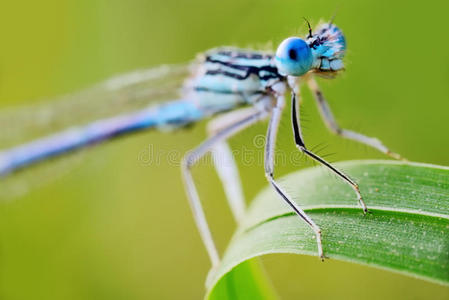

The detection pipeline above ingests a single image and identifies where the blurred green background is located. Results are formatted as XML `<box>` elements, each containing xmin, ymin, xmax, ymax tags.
<box><xmin>0</xmin><ymin>0</ymin><xmax>448</xmax><ymax>299</ymax></box>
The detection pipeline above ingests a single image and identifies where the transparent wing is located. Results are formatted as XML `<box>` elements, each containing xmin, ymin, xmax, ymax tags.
<box><xmin>0</xmin><ymin>63</ymin><xmax>192</xmax><ymax>199</ymax></box>
<box><xmin>0</xmin><ymin>63</ymin><xmax>191</xmax><ymax>149</ymax></box>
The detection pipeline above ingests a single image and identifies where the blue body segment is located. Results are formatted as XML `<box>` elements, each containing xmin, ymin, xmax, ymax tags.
<box><xmin>0</xmin><ymin>100</ymin><xmax>204</xmax><ymax>176</ymax></box>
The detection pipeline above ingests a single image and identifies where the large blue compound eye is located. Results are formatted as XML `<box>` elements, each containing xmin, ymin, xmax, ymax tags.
<box><xmin>275</xmin><ymin>37</ymin><xmax>313</xmax><ymax>76</ymax></box>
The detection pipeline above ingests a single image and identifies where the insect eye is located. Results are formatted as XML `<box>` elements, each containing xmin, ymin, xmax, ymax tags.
<box><xmin>275</xmin><ymin>37</ymin><xmax>313</xmax><ymax>77</ymax></box>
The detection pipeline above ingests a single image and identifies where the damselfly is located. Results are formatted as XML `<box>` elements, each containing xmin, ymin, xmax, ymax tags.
<box><xmin>0</xmin><ymin>20</ymin><xmax>402</xmax><ymax>266</ymax></box>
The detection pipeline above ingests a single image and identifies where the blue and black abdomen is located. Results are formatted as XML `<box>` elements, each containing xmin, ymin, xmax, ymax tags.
<box><xmin>307</xmin><ymin>23</ymin><xmax>346</xmax><ymax>72</ymax></box>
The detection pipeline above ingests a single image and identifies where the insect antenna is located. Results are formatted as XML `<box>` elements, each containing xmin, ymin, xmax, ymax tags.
<box><xmin>303</xmin><ymin>17</ymin><xmax>313</xmax><ymax>38</ymax></box>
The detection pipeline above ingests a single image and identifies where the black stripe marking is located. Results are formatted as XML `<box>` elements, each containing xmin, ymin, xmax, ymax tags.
<box><xmin>205</xmin><ymin>57</ymin><xmax>283</xmax><ymax>81</ymax></box>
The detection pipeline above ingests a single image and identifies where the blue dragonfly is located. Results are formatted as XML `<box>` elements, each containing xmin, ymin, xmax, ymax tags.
<box><xmin>0</xmin><ymin>20</ymin><xmax>402</xmax><ymax>267</ymax></box>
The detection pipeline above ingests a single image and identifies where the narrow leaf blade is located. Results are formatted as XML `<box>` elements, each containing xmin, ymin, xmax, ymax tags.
<box><xmin>206</xmin><ymin>161</ymin><xmax>449</xmax><ymax>297</ymax></box>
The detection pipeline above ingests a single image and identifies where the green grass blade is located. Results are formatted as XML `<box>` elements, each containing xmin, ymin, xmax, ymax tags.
<box><xmin>206</xmin><ymin>160</ymin><xmax>449</xmax><ymax>298</ymax></box>
<box><xmin>208</xmin><ymin>259</ymin><xmax>279</xmax><ymax>300</ymax></box>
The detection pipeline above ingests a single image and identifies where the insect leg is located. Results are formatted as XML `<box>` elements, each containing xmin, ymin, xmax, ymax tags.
<box><xmin>264</xmin><ymin>96</ymin><xmax>324</xmax><ymax>259</ymax></box>
<box><xmin>182</xmin><ymin>107</ymin><xmax>269</xmax><ymax>267</ymax></box>
<box><xmin>291</xmin><ymin>89</ymin><xmax>368</xmax><ymax>213</ymax></box>
<box><xmin>307</xmin><ymin>76</ymin><xmax>403</xmax><ymax>160</ymax></box>
<box><xmin>211</xmin><ymin>142</ymin><xmax>245</xmax><ymax>222</ymax></box>
<box><xmin>207</xmin><ymin>108</ymin><xmax>266</xmax><ymax>223</ymax></box>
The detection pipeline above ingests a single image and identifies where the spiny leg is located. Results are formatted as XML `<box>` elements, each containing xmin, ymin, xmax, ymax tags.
<box><xmin>264</xmin><ymin>96</ymin><xmax>324</xmax><ymax>259</ymax></box>
<box><xmin>291</xmin><ymin>90</ymin><xmax>367</xmax><ymax>213</ymax></box>
<box><xmin>182</xmin><ymin>107</ymin><xmax>268</xmax><ymax>267</ymax></box>
<box><xmin>307</xmin><ymin>76</ymin><xmax>403</xmax><ymax>160</ymax></box>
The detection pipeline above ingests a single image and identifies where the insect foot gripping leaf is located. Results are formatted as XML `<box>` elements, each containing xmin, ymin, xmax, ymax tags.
<box><xmin>206</xmin><ymin>160</ymin><xmax>449</xmax><ymax>299</ymax></box>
